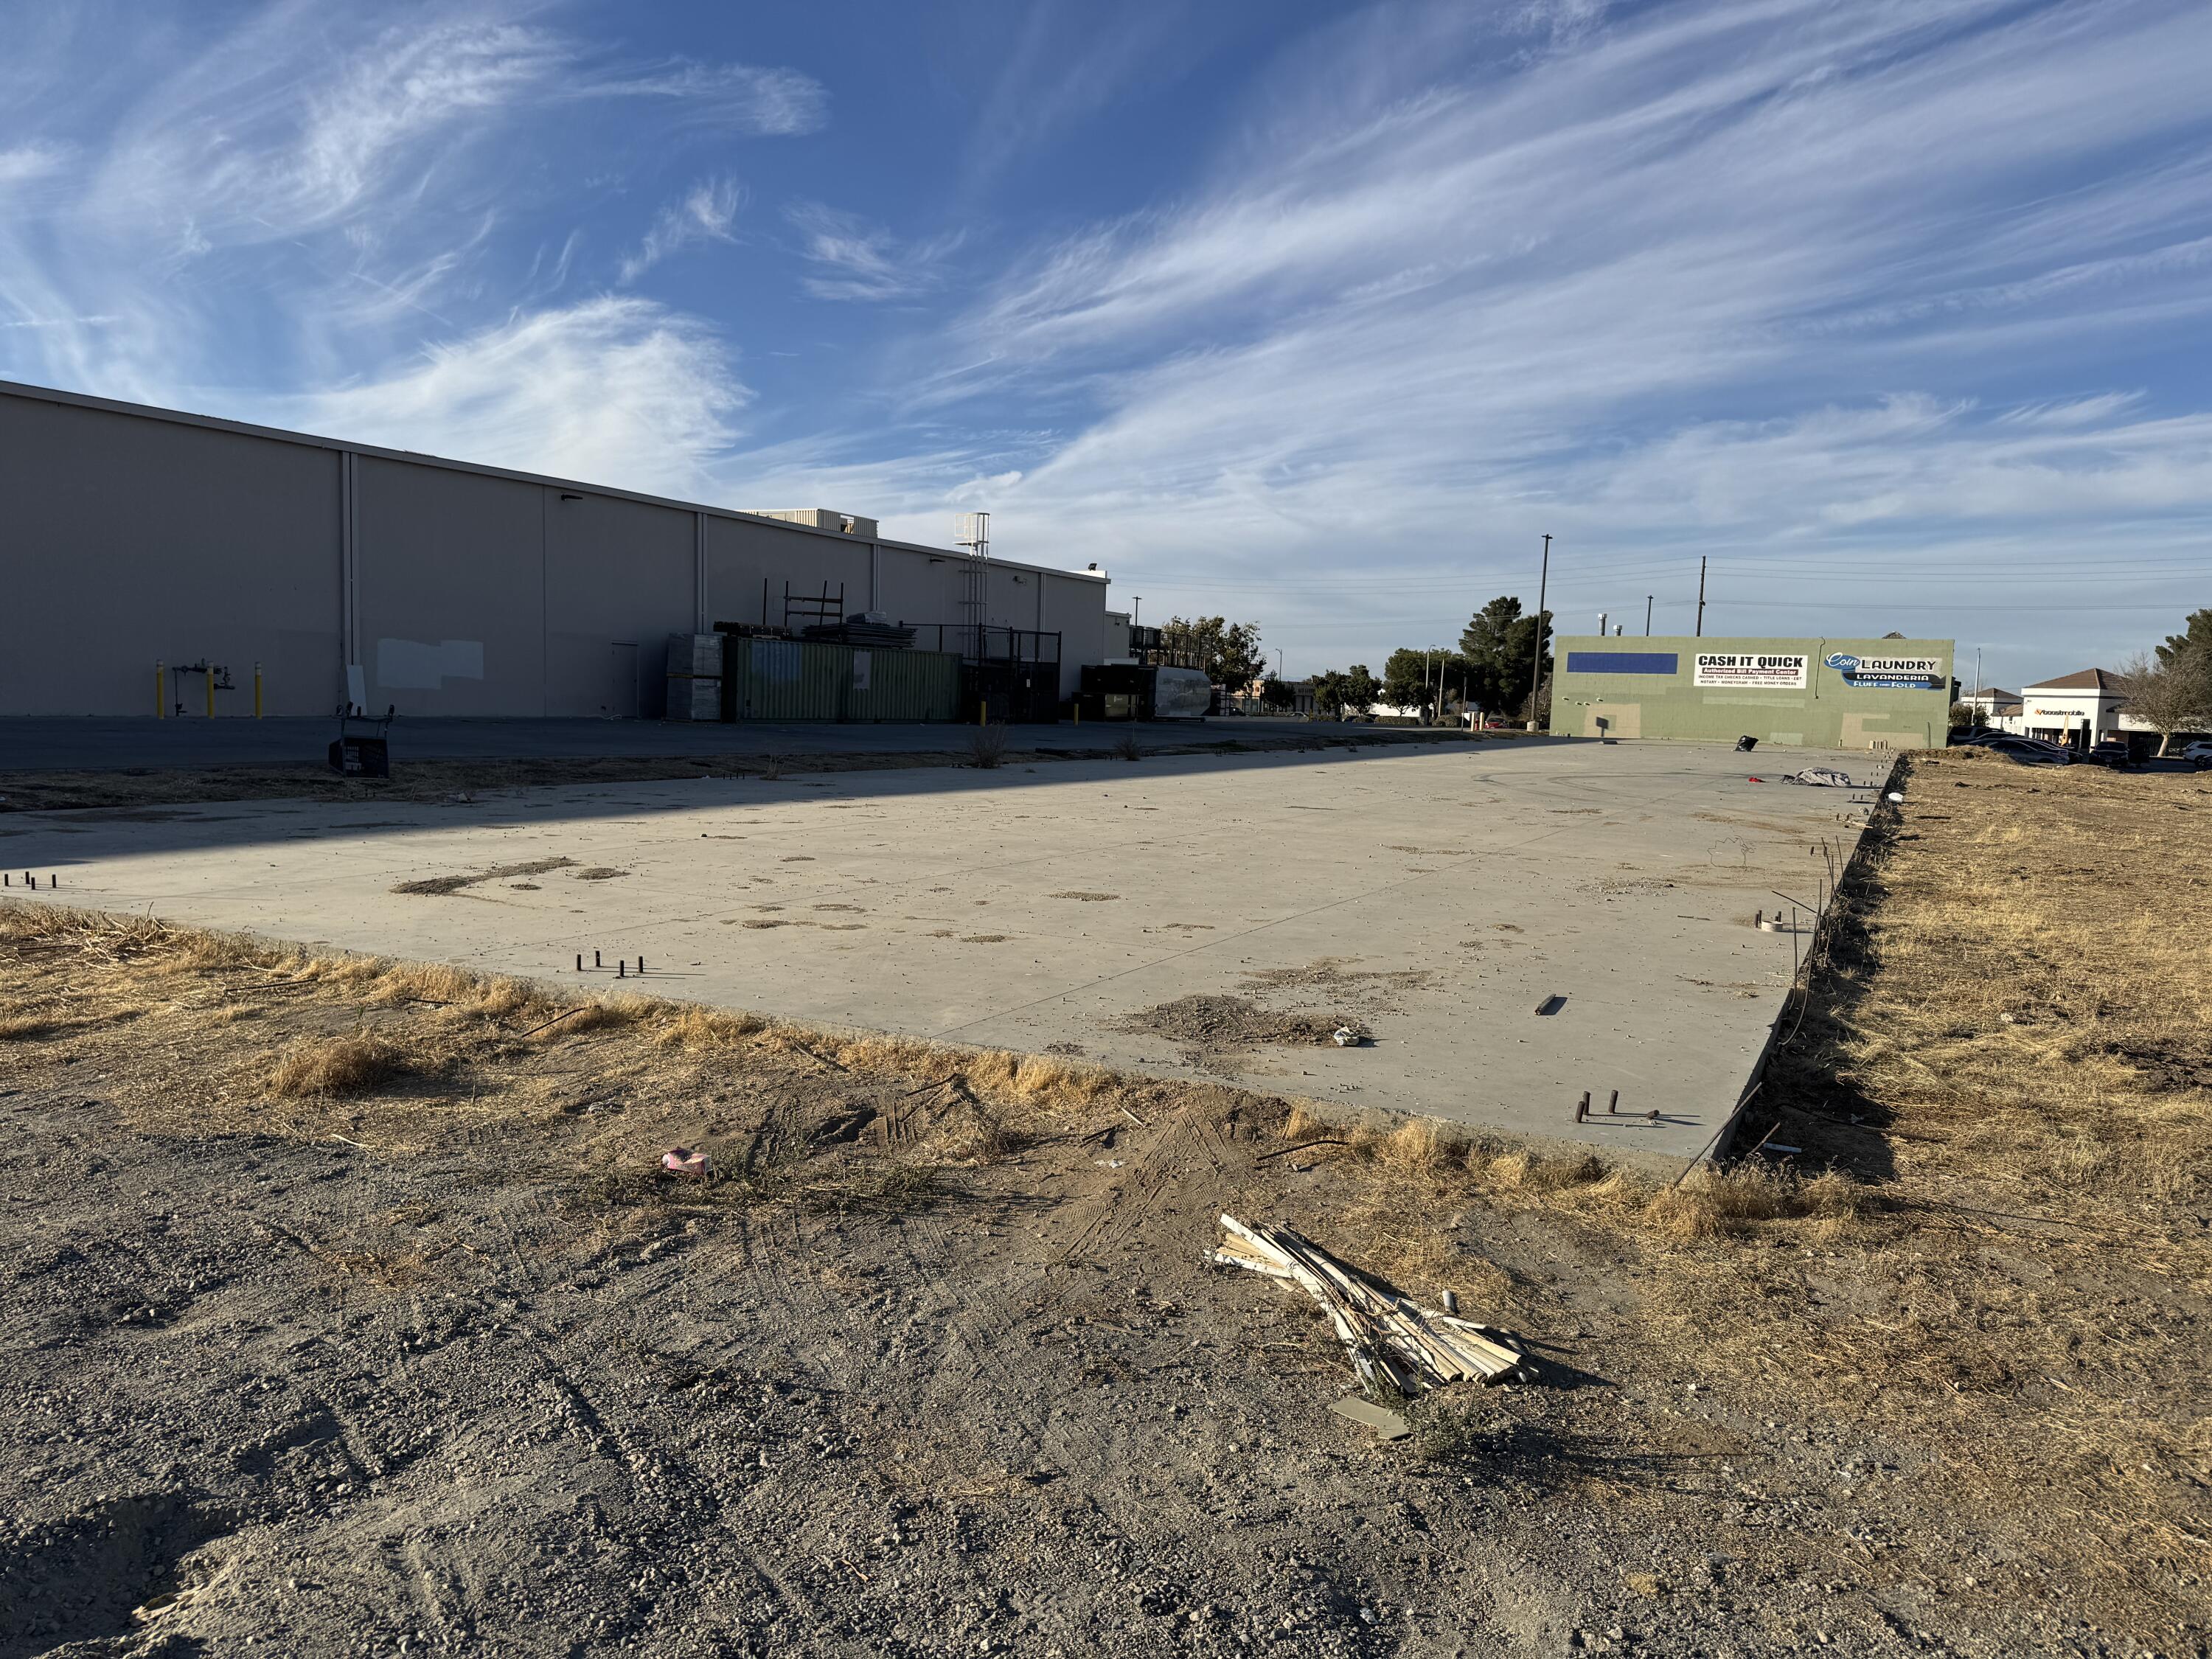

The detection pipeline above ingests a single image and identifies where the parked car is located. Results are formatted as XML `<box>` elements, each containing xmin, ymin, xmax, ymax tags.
<box><xmin>1983</xmin><ymin>735</ymin><xmax>2073</xmax><ymax>766</ymax></box>
<box><xmin>2177</xmin><ymin>740</ymin><xmax>2212</xmax><ymax>764</ymax></box>
<box><xmin>2085</xmin><ymin>737</ymin><xmax>2132</xmax><ymax>768</ymax></box>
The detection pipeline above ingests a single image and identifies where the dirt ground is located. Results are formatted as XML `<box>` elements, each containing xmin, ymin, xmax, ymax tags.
<box><xmin>1</xmin><ymin>747</ymin><xmax>2206</xmax><ymax>1658</ymax></box>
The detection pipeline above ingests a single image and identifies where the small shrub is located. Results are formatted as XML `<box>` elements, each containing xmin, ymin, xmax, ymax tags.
<box><xmin>971</xmin><ymin>724</ymin><xmax>1009</xmax><ymax>768</ymax></box>
<box><xmin>1113</xmin><ymin>730</ymin><xmax>1143</xmax><ymax>762</ymax></box>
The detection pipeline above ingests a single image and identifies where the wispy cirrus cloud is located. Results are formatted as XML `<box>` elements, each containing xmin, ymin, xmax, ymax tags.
<box><xmin>577</xmin><ymin>60</ymin><xmax>827</xmax><ymax>136</ymax></box>
<box><xmin>785</xmin><ymin>203</ymin><xmax>960</xmax><ymax>302</ymax></box>
<box><xmin>4</xmin><ymin>0</ymin><xmax>2211</xmax><ymax>689</ymax></box>
<box><xmin>620</xmin><ymin>178</ymin><xmax>743</xmax><ymax>284</ymax></box>
<box><xmin>0</xmin><ymin>2</ymin><xmax>812</xmax><ymax>459</ymax></box>
<box><xmin>282</xmin><ymin>296</ymin><xmax>748</xmax><ymax>499</ymax></box>
<box><xmin>855</xmin><ymin>0</ymin><xmax>2212</xmax><ymax>674</ymax></box>
<box><xmin>0</xmin><ymin>142</ymin><xmax>69</xmax><ymax>187</ymax></box>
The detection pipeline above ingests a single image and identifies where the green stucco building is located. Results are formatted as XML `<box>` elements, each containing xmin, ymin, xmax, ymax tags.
<box><xmin>1547</xmin><ymin>636</ymin><xmax>1955</xmax><ymax>749</ymax></box>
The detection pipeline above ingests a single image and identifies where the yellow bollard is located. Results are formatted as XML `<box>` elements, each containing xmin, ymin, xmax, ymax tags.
<box><xmin>254</xmin><ymin>662</ymin><xmax>264</xmax><ymax>719</ymax></box>
<box><xmin>156</xmin><ymin>661</ymin><xmax>165</xmax><ymax>719</ymax></box>
<box><xmin>979</xmin><ymin>701</ymin><xmax>987</xmax><ymax>726</ymax></box>
<box><xmin>205</xmin><ymin>668</ymin><xmax>215</xmax><ymax>718</ymax></box>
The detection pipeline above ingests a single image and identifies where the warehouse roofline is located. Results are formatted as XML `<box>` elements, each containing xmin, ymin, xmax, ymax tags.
<box><xmin>0</xmin><ymin>376</ymin><xmax>1105</xmax><ymax>587</ymax></box>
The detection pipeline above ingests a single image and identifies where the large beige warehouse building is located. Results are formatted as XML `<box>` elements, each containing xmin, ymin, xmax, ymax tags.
<box><xmin>0</xmin><ymin>380</ymin><xmax>1107</xmax><ymax>720</ymax></box>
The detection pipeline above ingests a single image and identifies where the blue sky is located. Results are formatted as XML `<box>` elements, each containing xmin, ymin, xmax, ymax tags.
<box><xmin>3</xmin><ymin>0</ymin><xmax>2208</xmax><ymax>690</ymax></box>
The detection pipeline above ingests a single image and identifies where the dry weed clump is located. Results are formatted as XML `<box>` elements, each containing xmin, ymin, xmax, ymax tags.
<box><xmin>1287</xmin><ymin>1100</ymin><xmax>1877</xmax><ymax>1260</ymax></box>
<box><xmin>1640</xmin><ymin>1164</ymin><xmax>1868</xmax><ymax>1241</ymax></box>
<box><xmin>653</xmin><ymin>1006</ymin><xmax>768</xmax><ymax>1049</ymax></box>
<box><xmin>0</xmin><ymin>1012</ymin><xmax>57</xmax><ymax>1040</ymax></box>
<box><xmin>970</xmin><ymin>724</ymin><xmax>1009</xmax><ymax>768</ymax></box>
<box><xmin>268</xmin><ymin>1034</ymin><xmax>406</xmax><ymax>1098</ymax></box>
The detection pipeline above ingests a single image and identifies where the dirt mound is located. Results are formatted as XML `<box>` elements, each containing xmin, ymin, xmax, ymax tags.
<box><xmin>389</xmin><ymin>856</ymin><xmax>574</xmax><ymax>896</ymax></box>
<box><xmin>1117</xmin><ymin>994</ymin><xmax>1365</xmax><ymax>1068</ymax></box>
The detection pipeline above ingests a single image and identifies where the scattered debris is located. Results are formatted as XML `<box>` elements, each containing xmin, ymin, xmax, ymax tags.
<box><xmin>660</xmin><ymin>1147</ymin><xmax>709</xmax><ymax>1178</ymax></box>
<box><xmin>1212</xmin><ymin>1215</ymin><xmax>1531</xmax><ymax>1396</ymax></box>
<box><xmin>1534</xmin><ymin>994</ymin><xmax>1565</xmax><ymax>1016</ymax></box>
<box><xmin>1783</xmin><ymin>768</ymin><xmax>1863</xmax><ymax>787</ymax></box>
<box><xmin>1329</xmin><ymin>1397</ymin><xmax>1411</xmax><ymax>1439</ymax></box>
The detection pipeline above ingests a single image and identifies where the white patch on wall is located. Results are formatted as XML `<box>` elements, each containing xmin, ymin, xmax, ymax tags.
<box><xmin>376</xmin><ymin>639</ymin><xmax>486</xmax><ymax>690</ymax></box>
<box><xmin>851</xmin><ymin>650</ymin><xmax>872</xmax><ymax>692</ymax></box>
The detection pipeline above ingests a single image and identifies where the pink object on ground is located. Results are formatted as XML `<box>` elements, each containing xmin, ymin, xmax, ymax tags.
<box><xmin>661</xmin><ymin>1147</ymin><xmax>709</xmax><ymax>1177</ymax></box>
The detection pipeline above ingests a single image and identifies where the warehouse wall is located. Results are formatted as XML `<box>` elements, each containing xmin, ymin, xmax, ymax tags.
<box><xmin>544</xmin><ymin>492</ymin><xmax>692</xmax><ymax>719</ymax></box>
<box><xmin>0</xmin><ymin>380</ymin><xmax>1111</xmax><ymax>718</ymax></box>
<box><xmin>1040</xmin><ymin>572</ymin><xmax>1105</xmax><ymax>698</ymax></box>
<box><xmin>355</xmin><ymin>459</ymin><xmax>545</xmax><ymax>717</ymax></box>
<box><xmin>0</xmin><ymin>394</ymin><xmax>341</xmax><ymax>717</ymax></box>
<box><xmin>706</xmin><ymin>514</ymin><xmax>874</xmax><ymax>632</ymax></box>
<box><xmin>1548</xmin><ymin>636</ymin><xmax>1954</xmax><ymax>749</ymax></box>
<box><xmin>873</xmin><ymin>546</ymin><xmax>967</xmax><ymax>644</ymax></box>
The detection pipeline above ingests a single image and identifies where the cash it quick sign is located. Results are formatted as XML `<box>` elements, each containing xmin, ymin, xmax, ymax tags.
<box><xmin>1823</xmin><ymin>652</ymin><xmax>1947</xmax><ymax>691</ymax></box>
<box><xmin>1694</xmin><ymin>653</ymin><xmax>1808</xmax><ymax>689</ymax></box>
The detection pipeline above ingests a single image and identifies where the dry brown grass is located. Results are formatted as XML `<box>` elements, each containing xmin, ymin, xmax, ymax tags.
<box><xmin>268</xmin><ymin>1034</ymin><xmax>406</xmax><ymax>1098</ymax></box>
<box><xmin>1257</xmin><ymin>757</ymin><xmax>2211</xmax><ymax>1624</ymax></box>
<box><xmin>1781</xmin><ymin>747</ymin><xmax>2212</xmax><ymax>1213</ymax></box>
<box><xmin>5</xmin><ymin>759</ymin><xmax>2205</xmax><ymax>1631</ymax></box>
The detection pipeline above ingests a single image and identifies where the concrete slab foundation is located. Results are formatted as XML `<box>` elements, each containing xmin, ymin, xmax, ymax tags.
<box><xmin>1</xmin><ymin>740</ymin><xmax>1887</xmax><ymax>1169</ymax></box>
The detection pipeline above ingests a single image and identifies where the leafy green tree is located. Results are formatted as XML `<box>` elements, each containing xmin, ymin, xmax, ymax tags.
<box><xmin>1308</xmin><ymin>670</ymin><xmax>1349</xmax><ymax>717</ymax></box>
<box><xmin>2156</xmin><ymin>608</ymin><xmax>2212</xmax><ymax>673</ymax></box>
<box><xmin>1382</xmin><ymin>647</ymin><xmax>1464</xmax><ymax>715</ymax></box>
<box><xmin>1260</xmin><ymin>676</ymin><xmax>1296</xmax><ymax>711</ymax></box>
<box><xmin>1340</xmin><ymin>664</ymin><xmax>1381</xmax><ymax>717</ymax></box>
<box><xmin>1159</xmin><ymin>616</ymin><xmax>1266</xmax><ymax>691</ymax></box>
<box><xmin>1458</xmin><ymin>597</ymin><xmax>1552</xmax><ymax>716</ymax></box>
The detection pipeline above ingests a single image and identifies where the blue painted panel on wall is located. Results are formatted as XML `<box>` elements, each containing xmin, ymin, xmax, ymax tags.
<box><xmin>1565</xmin><ymin>651</ymin><xmax>1679</xmax><ymax>675</ymax></box>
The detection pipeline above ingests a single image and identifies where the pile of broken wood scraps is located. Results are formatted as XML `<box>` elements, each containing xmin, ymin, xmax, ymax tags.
<box><xmin>1212</xmin><ymin>1214</ymin><xmax>1532</xmax><ymax>1399</ymax></box>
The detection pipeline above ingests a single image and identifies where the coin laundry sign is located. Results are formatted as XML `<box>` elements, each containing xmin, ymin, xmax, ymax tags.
<box><xmin>1693</xmin><ymin>653</ymin><xmax>1809</xmax><ymax>689</ymax></box>
<box><xmin>1823</xmin><ymin>653</ymin><xmax>1947</xmax><ymax>691</ymax></box>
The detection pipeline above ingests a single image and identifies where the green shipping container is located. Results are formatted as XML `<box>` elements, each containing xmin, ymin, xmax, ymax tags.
<box><xmin>720</xmin><ymin>636</ymin><xmax>964</xmax><ymax>723</ymax></box>
<box><xmin>844</xmin><ymin>647</ymin><xmax>963</xmax><ymax>722</ymax></box>
<box><xmin>724</xmin><ymin>636</ymin><xmax>847</xmax><ymax>722</ymax></box>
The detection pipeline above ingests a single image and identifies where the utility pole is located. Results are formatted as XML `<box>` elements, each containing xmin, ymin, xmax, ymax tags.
<box><xmin>1645</xmin><ymin>594</ymin><xmax>1653</xmax><ymax>636</ymax></box>
<box><xmin>1527</xmin><ymin>533</ymin><xmax>1551</xmax><ymax>731</ymax></box>
<box><xmin>1694</xmin><ymin>557</ymin><xmax>1707</xmax><ymax>638</ymax></box>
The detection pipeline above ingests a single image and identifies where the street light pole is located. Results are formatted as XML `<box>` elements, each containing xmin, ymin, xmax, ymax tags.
<box><xmin>1645</xmin><ymin>594</ymin><xmax>1653</xmax><ymax>636</ymax></box>
<box><xmin>1527</xmin><ymin>533</ymin><xmax>1551</xmax><ymax>731</ymax></box>
<box><xmin>1694</xmin><ymin>558</ymin><xmax>1706</xmax><ymax>639</ymax></box>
